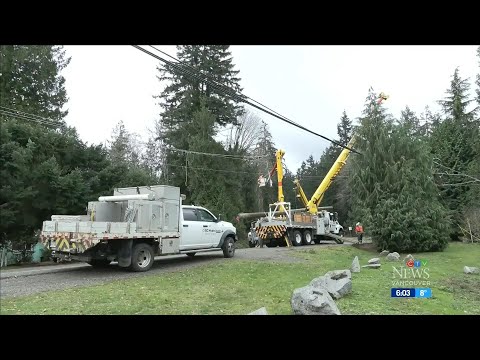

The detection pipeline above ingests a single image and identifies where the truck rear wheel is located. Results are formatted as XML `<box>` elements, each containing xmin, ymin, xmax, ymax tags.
<box><xmin>130</xmin><ymin>243</ymin><xmax>154</xmax><ymax>272</ymax></box>
<box><xmin>222</xmin><ymin>237</ymin><xmax>235</xmax><ymax>258</ymax></box>
<box><xmin>292</xmin><ymin>230</ymin><xmax>303</xmax><ymax>246</ymax></box>
<box><xmin>303</xmin><ymin>230</ymin><xmax>313</xmax><ymax>245</ymax></box>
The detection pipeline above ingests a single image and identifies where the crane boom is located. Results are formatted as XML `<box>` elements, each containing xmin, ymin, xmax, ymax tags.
<box><xmin>305</xmin><ymin>136</ymin><xmax>356</xmax><ymax>215</ymax></box>
<box><xmin>293</xmin><ymin>178</ymin><xmax>309</xmax><ymax>207</ymax></box>
<box><xmin>274</xmin><ymin>149</ymin><xmax>286</xmax><ymax>211</ymax></box>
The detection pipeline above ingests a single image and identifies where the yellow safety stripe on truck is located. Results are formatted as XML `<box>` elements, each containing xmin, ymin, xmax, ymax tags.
<box><xmin>255</xmin><ymin>225</ymin><xmax>287</xmax><ymax>239</ymax></box>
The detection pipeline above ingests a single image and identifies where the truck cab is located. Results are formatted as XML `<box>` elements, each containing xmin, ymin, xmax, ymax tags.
<box><xmin>180</xmin><ymin>205</ymin><xmax>237</xmax><ymax>251</ymax></box>
<box><xmin>325</xmin><ymin>211</ymin><xmax>344</xmax><ymax>236</ymax></box>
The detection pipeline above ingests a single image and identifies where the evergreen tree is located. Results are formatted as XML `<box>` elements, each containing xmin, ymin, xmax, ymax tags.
<box><xmin>0</xmin><ymin>45</ymin><xmax>70</xmax><ymax>122</ymax></box>
<box><xmin>438</xmin><ymin>67</ymin><xmax>478</xmax><ymax>121</ymax></box>
<box><xmin>0</xmin><ymin>46</ymin><xmax>160</xmax><ymax>246</ymax></box>
<box><xmin>431</xmin><ymin>68</ymin><xmax>479</xmax><ymax>238</ymax></box>
<box><xmin>154</xmin><ymin>45</ymin><xmax>245</xmax><ymax>206</ymax></box>
<box><xmin>476</xmin><ymin>47</ymin><xmax>480</xmax><ymax>106</ymax></box>
<box><xmin>337</xmin><ymin>110</ymin><xmax>353</xmax><ymax>146</ymax></box>
<box><xmin>349</xmin><ymin>88</ymin><xmax>450</xmax><ymax>252</ymax></box>
<box><xmin>419</xmin><ymin>106</ymin><xmax>441</xmax><ymax>137</ymax></box>
<box><xmin>0</xmin><ymin>120</ymin><xmax>106</xmax><ymax>244</ymax></box>
<box><xmin>463</xmin><ymin>47</ymin><xmax>480</xmax><ymax>238</ymax></box>
<box><xmin>399</xmin><ymin>106</ymin><xmax>421</xmax><ymax>136</ymax></box>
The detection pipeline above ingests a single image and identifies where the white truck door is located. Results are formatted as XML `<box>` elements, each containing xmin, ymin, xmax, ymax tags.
<box><xmin>196</xmin><ymin>208</ymin><xmax>221</xmax><ymax>247</ymax></box>
<box><xmin>180</xmin><ymin>208</ymin><xmax>207</xmax><ymax>250</ymax></box>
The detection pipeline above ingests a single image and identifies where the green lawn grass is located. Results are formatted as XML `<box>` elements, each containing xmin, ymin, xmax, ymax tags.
<box><xmin>1</xmin><ymin>243</ymin><xmax>479</xmax><ymax>315</ymax></box>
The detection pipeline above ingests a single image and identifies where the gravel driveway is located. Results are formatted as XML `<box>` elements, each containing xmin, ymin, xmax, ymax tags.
<box><xmin>0</xmin><ymin>242</ymin><xmax>350</xmax><ymax>299</ymax></box>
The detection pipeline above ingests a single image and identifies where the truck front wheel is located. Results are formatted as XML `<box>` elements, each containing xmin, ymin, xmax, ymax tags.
<box><xmin>222</xmin><ymin>237</ymin><xmax>235</xmax><ymax>258</ymax></box>
<box><xmin>130</xmin><ymin>243</ymin><xmax>154</xmax><ymax>272</ymax></box>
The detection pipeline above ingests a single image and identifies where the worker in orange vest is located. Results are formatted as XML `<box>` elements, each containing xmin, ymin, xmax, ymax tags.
<box><xmin>355</xmin><ymin>222</ymin><xmax>364</xmax><ymax>244</ymax></box>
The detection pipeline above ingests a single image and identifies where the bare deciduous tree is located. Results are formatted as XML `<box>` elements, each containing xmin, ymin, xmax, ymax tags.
<box><xmin>461</xmin><ymin>207</ymin><xmax>480</xmax><ymax>242</ymax></box>
<box><xmin>225</xmin><ymin>110</ymin><xmax>263</xmax><ymax>153</ymax></box>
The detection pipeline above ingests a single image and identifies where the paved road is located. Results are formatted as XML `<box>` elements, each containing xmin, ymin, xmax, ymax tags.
<box><xmin>0</xmin><ymin>241</ymin><xmax>354</xmax><ymax>299</ymax></box>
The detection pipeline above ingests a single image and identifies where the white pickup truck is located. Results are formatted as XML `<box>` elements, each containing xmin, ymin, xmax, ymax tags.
<box><xmin>40</xmin><ymin>185</ymin><xmax>237</xmax><ymax>272</ymax></box>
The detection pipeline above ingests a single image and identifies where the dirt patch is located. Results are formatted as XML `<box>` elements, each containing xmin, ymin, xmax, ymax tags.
<box><xmin>442</xmin><ymin>276</ymin><xmax>480</xmax><ymax>302</ymax></box>
<box><xmin>352</xmin><ymin>242</ymin><xmax>377</xmax><ymax>253</ymax></box>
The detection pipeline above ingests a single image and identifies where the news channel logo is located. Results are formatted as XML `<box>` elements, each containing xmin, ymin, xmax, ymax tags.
<box><xmin>392</xmin><ymin>257</ymin><xmax>431</xmax><ymax>287</ymax></box>
<box><xmin>405</xmin><ymin>259</ymin><xmax>427</xmax><ymax>268</ymax></box>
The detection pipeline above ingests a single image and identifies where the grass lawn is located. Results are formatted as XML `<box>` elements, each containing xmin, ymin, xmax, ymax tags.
<box><xmin>1</xmin><ymin>242</ymin><xmax>479</xmax><ymax>315</ymax></box>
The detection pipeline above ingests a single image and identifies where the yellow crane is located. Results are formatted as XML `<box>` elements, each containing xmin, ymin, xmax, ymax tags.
<box><xmin>294</xmin><ymin>135</ymin><xmax>356</xmax><ymax>215</ymax></box>
<box><xmin>294</xmin><ymin>91</ymin><xmax>389</xmax><ymax>215</ymax></box>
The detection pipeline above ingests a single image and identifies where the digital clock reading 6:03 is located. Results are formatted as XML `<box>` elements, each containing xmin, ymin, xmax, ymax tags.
<box><xmin>391</xmin><ymin>288</ymin><xmax>415</xmax><ymax>297</ymax></box>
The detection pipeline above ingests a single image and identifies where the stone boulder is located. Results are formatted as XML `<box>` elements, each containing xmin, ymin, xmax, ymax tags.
<box><xmin>463</xmin><ymin>266</ymin><xmax>480</xmax><ymax>275</ymax></box>
<box><xmin>368</xmin><ymin>258</ymin><xmax>380</xmax><ymax>264</ymax></box>
<box><xmin>362</xmin><ymin>264</ymin><xmax>381</xmax><ymax>269</ymax></box>
<box><xmin>248</xmin><ymin>307</ymin><xmax>268</xmax><ymax>315</ymax></box>
<box><xmin>291</xmin><ymin>285</ymin><xmax>341</xmax><ymax>315</ymax></box>
<box><xmin>404</xmin><ymin>254</ymin><xmax>414</xmax><ymax>262</ymax></box>
<box><xmin>310</xmin><ymin>269</ymin><xmax>352</xmax><ymax>299</ymax></box>
<box><xmin>380</xmin><ymin>250</ymin><xmax>389</xmax><ymax>256</ymax></box>
<box><xmin>387</xmin><ymin>252</ymin><xmax>400</xmax><ymax>261</ymax></box>
<box><xmin>351</xmin><ymin>256</ymin><xmax>361</xmax><ymax>273</ymax></box>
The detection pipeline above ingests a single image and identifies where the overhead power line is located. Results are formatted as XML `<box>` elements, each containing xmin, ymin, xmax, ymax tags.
<box><xmin>168</xmin><ymin>147</ymin><xmax>268</xmax><ymax>160</ymax></box>
<box><xmin>132</xmin><ymin>45</ymin><xmax>361</xmax><ymax>155</ymax></box>
<box><xmin>166</xmin><ymin>163</ymin><xmax>253</xmax><ymax>175</ymax></box>
<box><xmin>0</xmin><ymin>106</ymin><xmax>66</xmax><ymax>129</ymax></box>
<box><xmin>149</xmin><ymin>45</ymin><xmax>308</xmax><ymax>129</ymax></box>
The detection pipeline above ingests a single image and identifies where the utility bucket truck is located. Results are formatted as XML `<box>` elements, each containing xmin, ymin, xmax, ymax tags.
<box><xmin>40</xmin><ymin>185</ymin><xmax>237</xmax><ymax>272</ymax></box>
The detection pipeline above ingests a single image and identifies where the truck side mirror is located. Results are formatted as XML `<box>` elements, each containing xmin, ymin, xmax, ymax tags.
<box><xmin>217</xmin><ymin>214</ymin><xmax>222</xmax><ymax>221</ymax></box>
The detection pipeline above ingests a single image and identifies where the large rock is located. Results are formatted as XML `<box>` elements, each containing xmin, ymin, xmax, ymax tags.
<box><xmin>325</xmin><ymin>269</ymin><xmax>352</xmax><ymax>280</ymax></box>
<box><xmin>291</xmin><ymin>285</ymin><xmax>341</xmax><ymax>315</ymax></box>
<box><xmin>362</xmin><ymin>264</ymin><xmax>381</xmax><ymax>269</ymax></box>
<box><xmin>380</xmin><ymin>250</ymin><xmax>389</xmax><ymax>256</ymax></box>
<box><xmin>310</xmin><ymin>270</ymin><xmax>352</xmax><ymax>299</ymax></box>
<box><xmin>464</xmin><ymin>266</ymin><xmax>480</xmax><ymax>275</ymax></box>
<box><xmin>387</xmin><ymin>252</ymin><xmax>400</xmax><ymax>261</ymax></box>
<box><xmin>351</xmin><ymin>256</ymin><xmax>361</xmax><ymax>273</ymax></box>
<box><xmin>248</xmin><ymin>307</ymin><xmax>268</xmax><ymax>315</ymax></box>
<box><xmin>404</xmin><ymin>254</ymin><xmax>414</xmax><ymax>262</ymax></box>
<box><xmin>368</xmin><ymin>258</ymin><xmax>380</xmax><ymax>264</ymax></box>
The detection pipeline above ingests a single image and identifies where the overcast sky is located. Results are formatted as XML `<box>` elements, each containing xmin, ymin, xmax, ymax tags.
<box><xmin>62</xmin><ymin>45</ymin><xmax>479</xmax><ymax>171</ymax></box>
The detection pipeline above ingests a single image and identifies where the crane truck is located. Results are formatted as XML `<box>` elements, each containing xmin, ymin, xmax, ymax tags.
<box><xmin>40</xmin><ymin>185</ymin><xmax>238</xmax><ymax>272</ymax></box>
<box><xmin>249</xmin><ymin>140</ymin><xmax>353</xmax><ymax>247</ymax></box>
<box><xmin>245</xmin><ymin>92</ymin><xmax>389</xmax><ymax>248</ymax></box>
